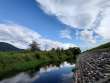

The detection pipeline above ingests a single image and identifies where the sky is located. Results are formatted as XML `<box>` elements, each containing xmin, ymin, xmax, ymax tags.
<box><xmin>0</xmin><ymin>0</ymin><xmax>110</xmax><ymax>50</ymax></box>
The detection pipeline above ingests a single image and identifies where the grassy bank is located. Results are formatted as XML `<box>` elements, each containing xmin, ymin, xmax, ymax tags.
<box><xmin>0</xmin><ymin>47</ymin><xmax>81</xmax><ymax>80</ymax></box>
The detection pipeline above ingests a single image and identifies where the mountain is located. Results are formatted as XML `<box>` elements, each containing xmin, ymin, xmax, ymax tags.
<box><xmin>0</xmin><ymin>42</ymin><xmax>22</xmax><ymax>51</ymax></box>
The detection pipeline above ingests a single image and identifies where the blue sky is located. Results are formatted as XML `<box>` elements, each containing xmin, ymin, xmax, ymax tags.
<box><xmin>0</xmin><ymin>0</ymin><xmax>62</xmax><ymax>38</ymax></box>
<box><xmin>0</xmin><ymin>0</ymin><xmax>110</xmax><ymax>50</ymax></box>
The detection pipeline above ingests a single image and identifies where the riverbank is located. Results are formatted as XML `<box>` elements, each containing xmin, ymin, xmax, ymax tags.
<box><xmin>0</xmin><ymin>62</ymin><xmax>75</xmax><ymax>83</ymax></box>
<box><xmin>0</xmin><ymin>48</ymin><xmax>80</xmax><ymax>80</ymax></box>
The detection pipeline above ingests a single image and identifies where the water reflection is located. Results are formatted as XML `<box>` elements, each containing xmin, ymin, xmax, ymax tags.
<box><xmin>0</xmin><ymin>62</ymin><xmax>75</xmax><ymax>83</ymax></box>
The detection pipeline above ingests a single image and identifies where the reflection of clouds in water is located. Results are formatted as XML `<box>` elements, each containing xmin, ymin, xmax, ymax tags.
<box><xmin>0</xmin><ymin>73</ymin><xmax>32</xmax><ymax>83</ymax></box>
<box><xmin>0</xmin><ymin>62</ymin><xmax>75</xmax><ymax>83</ymax></box>
<box><xmin>0</xmin><ymin>73</ymin><xmax>40</xmax><ymax>83</ymax></box>
<box><xmin>61</xmin><ymin>72</ymin><xmax>74</xmax><ymax>83</ymax></box>
<box><xmin>60</xmin><ymin>62</ymin><xmax>75</xmax><ymax>68</ymax></box>
<box><xmin>39</xmin><ymin>65</ymin><xmax>59</xmax><ymax>73</ymax></box>
<box><xmin>38</xmin><ymin>62</ymin><xmax>75</xmax><ymax>73</ymax></box>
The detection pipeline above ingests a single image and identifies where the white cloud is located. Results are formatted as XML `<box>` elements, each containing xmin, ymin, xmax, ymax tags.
<box><xmin>80</xmin><ymin>30</ymin><xmax>96</xmax><ymax>44</ymax></box>
<box><xmin>60</xmin><ymin>29</ymin><xmax>72</xmax><ymax>39</ymax></box>
<box><xmin>36</xmin><ymin>0</ymin><xmax>103</xmax><ymax>29</ymax></box>
<box><xmin>36</xmin><ymin>0</ymin><xmax>110</xmax><ymax>44</ymax></box>
<box><xmin>0</xmin><ymin>22</ymin><xmax>77</xmax><ymax>50</ymax></box>
<box><xmin>95</xmin><ymin>8</ymin><xmax>110</xmax><ymax>40</ymax></box>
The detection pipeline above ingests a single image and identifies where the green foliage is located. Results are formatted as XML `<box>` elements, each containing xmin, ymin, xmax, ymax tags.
<box><xmin>0</xmin><ymin>47</ymin><xmax>81</xmax><ymax>79</ymax></box>
<box><xmin>29</xmin><ymin>41</ymin><xmax>40</xmax><ymax>51</ymax></box>
<box><xmin>0</xmin><ymin>42</ymin><xmax>21</xmax><ymax>51</ymax></box>
<box><xmin>85</xmin><ymin>42</ymin><xmax>110</xmax><ymax>52</ymax></box>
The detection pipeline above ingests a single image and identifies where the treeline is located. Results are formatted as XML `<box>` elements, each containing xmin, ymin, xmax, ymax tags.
<box><xmin>0</xmin><ymin>41</ymin><xmax>81</xmax><ymax>80</ymax></box>
<box><xmin>28</xmin><ymin>41</ymin><xmax>81</xmax><ymax>63</ymax></box>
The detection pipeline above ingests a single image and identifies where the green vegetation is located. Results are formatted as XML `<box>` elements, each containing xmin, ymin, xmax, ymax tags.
<box><xmin>84</xmin><ymin>42</ymin><xmax>110</xmax><ymax>52</ymax></box>
<box><xmin>0</xmin><ymin>46</ymin><xmax>81</xmax><ymax>80</ymax></box>
<box><xmin>29</xmin><ymin>41</ymin><xmax>40</xmax><ymax>51</ymax></box>
<box><xmin>91</xmin><ymin>42</ymin><xmax>110</xmax><ymax>50</ymax></box>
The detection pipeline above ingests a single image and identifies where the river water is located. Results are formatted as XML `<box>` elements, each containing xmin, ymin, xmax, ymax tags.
<box><xmin>0</xmin><ymin>62</ymin><xmax>75</xmax><ymax>83</ymax></box>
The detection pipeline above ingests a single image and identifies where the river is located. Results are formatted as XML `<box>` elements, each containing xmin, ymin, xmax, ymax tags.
<box><xmin>0</xmin><ymin>62</ymin><xmax>75</xmax><ymax>83</ymax></box>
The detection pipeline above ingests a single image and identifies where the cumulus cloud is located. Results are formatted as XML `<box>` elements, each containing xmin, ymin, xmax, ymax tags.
<box><xmin>0</xmin><ymin>22</ymin><xmax>77</xmax><ymax>50</ymax></box>
<box><xmin>36</xmin><ymin>0</ymin><xmax>110</xmax><ymax>44</ymax></box>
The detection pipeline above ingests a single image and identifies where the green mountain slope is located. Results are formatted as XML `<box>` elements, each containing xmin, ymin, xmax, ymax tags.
<box><xmin>0</xmin><ymin>42</ymin><xmax>22</xmax><ymax>51</ymax></box>
<box><xmin>85</xmin><ymin>42</ymin><xmax>110</xmax><ymax>52</ymax></box>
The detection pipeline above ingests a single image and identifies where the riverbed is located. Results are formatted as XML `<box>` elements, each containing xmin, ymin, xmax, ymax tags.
<box><xmin>0</xmin><ymin>62</ymin><xmax>75</xmax><ymax>83</ymax></box>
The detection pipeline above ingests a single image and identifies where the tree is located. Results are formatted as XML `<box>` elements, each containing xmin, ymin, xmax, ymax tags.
<box><xmin>73</xmin><ymin>47</ymin><xmax>81</xmax><ymax>55</ymax></box>
<box><xmin>51</xmin><ymin>48</ymin><xmax>56</xmax><ymax>52</ymax></box>
<box><xmin>29</xmin><ymin>41</ymin><xmax>40</xmax><ymax>51</ymax></box>
<box><xmin>64</xmin><ymin>47</ymin><xmax>81</xmax><ymax>62</ymax></box>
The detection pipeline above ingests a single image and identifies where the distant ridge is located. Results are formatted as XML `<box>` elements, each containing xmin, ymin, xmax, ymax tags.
<box><xmin>0</xmin><ymin>42</ymin><xmax>22</xmax><ymax>51</ymax></box>
<box><xmin>85</xmin><ymin>42</ymin><xmax>110</xmax><ymax>52</ymax></box>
